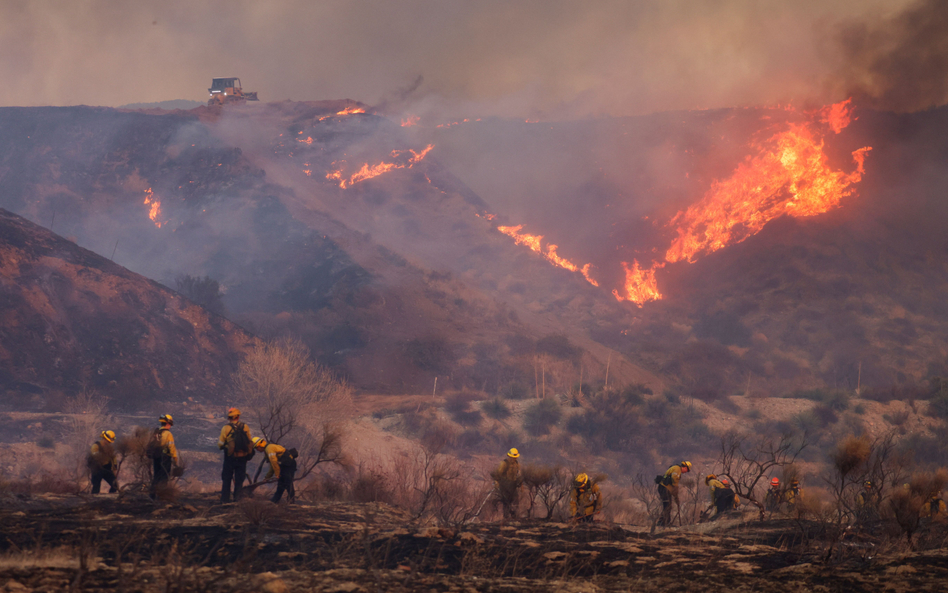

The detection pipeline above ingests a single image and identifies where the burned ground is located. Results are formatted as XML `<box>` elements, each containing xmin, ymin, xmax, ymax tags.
<box><xmin>0</xmin><ymin>493</ymin><xmax>946</xmax><ymax>592</ymax></box>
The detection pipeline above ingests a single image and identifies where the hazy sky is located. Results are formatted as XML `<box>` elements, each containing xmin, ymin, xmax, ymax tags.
<box><xmin>0</xmin><ymin>0</ymin><xmax>939</xmax><ymax>118</ymax></box>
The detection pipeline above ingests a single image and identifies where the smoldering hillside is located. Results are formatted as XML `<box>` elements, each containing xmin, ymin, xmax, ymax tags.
<box><xmin>3</xmin><ymin>99</ymin><xmax>948</xmax><ymax>404</ymax></box>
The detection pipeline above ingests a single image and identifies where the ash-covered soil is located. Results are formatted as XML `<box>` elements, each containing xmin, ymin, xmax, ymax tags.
<box><xmin>0</xmin><ymin>493</ymin><xmax>945</xmax><ymax>592</ymax></box>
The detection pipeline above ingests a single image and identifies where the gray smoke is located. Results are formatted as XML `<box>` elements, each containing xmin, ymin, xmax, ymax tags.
<box><xmin>834</xmin><ymin>0</ymin><xmax>948</xmax><ymax>112</ymax></box>
<box><xmin>0</xmin><ymin>0</ymin><xmax>917</xmax><ymax>118</ymax></box>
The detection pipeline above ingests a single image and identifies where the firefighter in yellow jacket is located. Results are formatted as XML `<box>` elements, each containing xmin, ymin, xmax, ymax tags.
<box><xmin>657</xmin><ymin>461</ymin><xmax>692</xmax><ymax>526</ymax></box>
<box><xmin>150</xmin><ymin>414</ymin><xmax>178</xmax><ymax>500</ymax></box>
<box><xmin>705</xmin><ymin>474</ymin><xmax>737</xmax><ymax>517</ymax></box>
<box><xmin>493</xmin><ymin>448</ymin><xmax>522</xmax><ymax>519</ymax></box>
<box><xmin>570</xmin><ymin>473</ymin><xmax>602</xmax><ymax>522</ymax></box>
<box><xmin>88</xmin><ymin>430</ymin><xmax>118</xmax><ymax>494</ymax></box>
<box><xmin>922</xmin><ymin>492</ymin><xmax>947</xmax><ymax>520</ymax></box>
<box><xmin>785</xmin><ymin>479</ymin><xmax>803</xmax><ymax>509</ymax></box>
<box><xmin>218</xmin><ymin>407</ymin><xmax>253</xmax><ymax>504</ymax></box>
<box><xmin>253</xmin><ymin>437</ymin><xmax>297</xmax><ymax>503</ymax></box>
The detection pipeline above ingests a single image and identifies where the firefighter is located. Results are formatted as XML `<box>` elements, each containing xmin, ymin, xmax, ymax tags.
<box><xmin>493</xmin><ymin>448</ymin><xmax>522</xmax><ymax>520</ymax></box>
<box><xmin>764</xmin><ymin>477</ymin><xmax>781</xmax><ymax>512</ymax></box>
<box><xmin>705</xmin><ymin>474</ymin><xmax>737</xmax><ymax>517</ymax></box>
<box><xmin>785</xmin><ymin>479</ymin><xmax>803</xmax><ymax>509</ymax></box>
<box><xmin>253</xmin><ymin>437</ymin><xmax>297</xmax><ymax>504</ymax></box>
<box><xmin>218</xmin><ymin>407</ymin><xmax>253</xmax><ymax>504</ymax></box>
<box><xmin>149</xmin><ymin>414</ymin><xmax>178</xmax><ymax>500</ymax></box>
<box><xmin>922</xmin><ymin>491</ymin><xmax>947</xmax><ymax>520</ymax></box>
<box><xmin>569</xmin><ymin>473</ymin><xmax>602</xmax><ymax>522</ymax></box>
<box><xmin>657</xmin><ymin>460</ymin><xmax>692</xmax><ymax>526</ymax></box>
<box><xmin>88</xmin><ymin>430</ymin><xmax>118</xmax><ymax>494</ymax></box>
<box><xmin>720</xmin><ymin>477</ymin><xmax>740</xmax><ymax>509</ymax></box>
<box><xmin>855</xmin><ymin>480</ymin><xmax>881</xmax><ymax>522</ymax></box>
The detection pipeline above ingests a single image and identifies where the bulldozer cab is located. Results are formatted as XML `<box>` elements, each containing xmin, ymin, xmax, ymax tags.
<box><xmin>209</xmin><ymin>77</ymin><xmax>241</xmax><ymax>94</ymax></box>
<box><xmin>207</xmin><ymin>77</ymin><xmax>258</xmax><ymax>106</ymax></box>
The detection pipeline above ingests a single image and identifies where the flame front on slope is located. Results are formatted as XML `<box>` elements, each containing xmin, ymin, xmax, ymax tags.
<box><xmin>614</xmin><ymin>99</ymin><xmax>872</xmax><ymax>306</ymax></box>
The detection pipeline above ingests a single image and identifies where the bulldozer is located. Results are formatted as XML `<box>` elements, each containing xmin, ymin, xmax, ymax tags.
<box><xmin>207</xmin><ymin>77</ymin><xmax>259</xmax><ymax>106</ymax></box>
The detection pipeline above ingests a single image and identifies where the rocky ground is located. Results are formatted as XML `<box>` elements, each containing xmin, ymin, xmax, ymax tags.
<box><xmin>0</xmin><ymin>492</ymin><xmax>946</xmax><ymax>592</ymax></box>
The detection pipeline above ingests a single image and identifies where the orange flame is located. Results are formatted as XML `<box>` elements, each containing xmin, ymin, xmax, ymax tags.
<box><xmin>337</xmin><ymin>106</ymin><xmax>366</xmax><ymax>116</ymax></box>
<box><xmin>401</xmin><ymin>115</ymin><xmax>420</xmax><ymax>127</ymax></box>
<box><xmin>665</xmin><ymin>106</ymin><xmax>871</xmax><ymax>264</ymax></box>
<box><xmin>612</xmin><ymin>260</ymin><xmax>662</xmax><ymax>306</ymax></box>
<box><xmin>497</xmin><ymin>225</ymin><xmax>599</xmax><ymax>287</ymax></box>
<box><xmin>818</xmin><ymin>98</ymin><xmax>854</xmax><ymax>134</ymax></box>
<box><xmin>326</xmin><ymin>144</ymin><xmax>434</xmax><ymax>189</ymax></box>
<box><xmin>436</xmin><ymin>118</ymin><xmax>481</xmax><ymax>128</ymax></box>
<box><xmin>142</xmin><ymin>188</ymin><xmax>163</xmax><ymax>228</ymax></box>
<box><xmin>613</xmin><ymin>99</ymin><xmax>870</xmax><ymax>306</ymax></box>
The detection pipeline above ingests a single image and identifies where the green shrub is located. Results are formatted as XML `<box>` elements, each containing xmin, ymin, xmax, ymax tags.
<box><xmin>745</xmin><ymin>408</ymin><xmax>763</xmax><ymax>420</ymax></box>
<box><xmin>404</xmin><ymin>337</ymin><xmax>456</xmax><ymax>373</ymax></box>
<box><xmin>929</xmin><ymin>391</ymin><xmax>948</xmax><ymax>419</ymax></box>
<box><xmin>523</xmin><ymin>398</ymin><xmax>562</xmax><ymax>436</ymax></box>
<box><xmin>788</xmin><ymin>388</ymin><xmax>850</xmax><ymax>411</ymax></box>
<box><xmin>482</xmin><ymin>398</ymin><xmax>512</xmax><ymax>420</ymax></box>
<box><xmin>503</xmin><ymin>383</ymin><xmax>529</xmax><ymax>400</ymax></box>
<box><xmin>535</xmin><ymin>334</ymin><xmax>581</xmax><ymax>360</ymax></box>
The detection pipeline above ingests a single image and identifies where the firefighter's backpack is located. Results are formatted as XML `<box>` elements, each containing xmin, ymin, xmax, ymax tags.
<box><xmin>146</xmin><ymin>428</ymin><xmax>166</xmax><ymax>460</ymax></box>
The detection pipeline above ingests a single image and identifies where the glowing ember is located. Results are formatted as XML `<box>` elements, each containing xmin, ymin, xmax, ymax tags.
<box><xmin>297</xmin><ymin>136</ymin><xmax>314</xmax><ymax>145</ymax></box>
<box><xmin>436</xmin><ymin>118</ymin><xmax>480</xmax><ymax>128</ymax></box>
<box><xmin>612</xmin><ymin>260</ymin><xmax>662</xmax><ymax>306</ymax></box>
<box><xmin>326</xmin><ymin>144</ymin><xmax>434</xmax><ymax>189</ymax></box>
<box><xmin>142</xmin><ymin>188</ymin><xmax>164</xmax><ymax>228</ymax></box>
<box><xmin>497</xmin><ymin>225</ymin><xmax>599</xmax><ymax>287</ymax></box>
<box><xmin>401</xmin><ymin>115</ymin><xmax>420</xmax><ymax>127</ymax></box>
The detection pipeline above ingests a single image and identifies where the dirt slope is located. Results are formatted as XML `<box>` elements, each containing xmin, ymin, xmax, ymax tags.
<box><xmin>0</xmin><ymin>208</ymin><xmax>257</xmax><ymax>408</ymax></box>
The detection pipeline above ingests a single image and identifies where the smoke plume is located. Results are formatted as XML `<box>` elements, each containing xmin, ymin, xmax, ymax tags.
<box><xmin>835</xmin><ymin>0</ymin><xmax>948</xmax><ymax>112</ymax></box>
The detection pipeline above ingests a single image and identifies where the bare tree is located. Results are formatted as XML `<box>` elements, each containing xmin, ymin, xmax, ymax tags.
<box><xmin>61</xmin><ymin>388</ymin><xmax>114</xmax><ymax>490</ymax></box>
<box><xmin>234</xmin><ymin>339</ymin><xmax>353</xmax><ymax>484</ymax></box>
<box><xmin>715</xmin><ymin>429</ymin><xmax>809</xmax><ymax>519</ymax></box>
<box><xmin>520</xmin><ymin>464</ymin><xmax>571</xmax><ymax>520</ymax></box>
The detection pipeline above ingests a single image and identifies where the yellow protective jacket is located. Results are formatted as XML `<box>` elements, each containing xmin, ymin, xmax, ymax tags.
<box><xmin>785</xmin><ymin>486</ymin><xmax>802</xmax><ymax>505</ymax></box>
<box><xmin>89</xmin><ymin>439</ymin><xmax>116</xmax><ymax>471</ymax></box>
<box><xmin>217</xmin><ymin>421</ymin><xmax>253</xmax><ymax>457</ymax></box>
<box><xmin>922</xmin><ymin>497</ymin><xmax>947</xmax><ymax>517</ymax></box>
<box><xmin>495</xmin><ymin>458</ymin><xmax>520</xmax><ymax>483</ymax></box>
<box><xmin>263</xmin><ymin>443</ymin><xmax>287</xmax><ymax>479</ymax></box>
<box><xmin>856</xmin><ymin>490</ymin><xmax>879</xmax><ymax>508</ymax></box>
<box><xmin>707</xmin><ymin>478</ymin><xmax>725</xmax><ymax>501</ymax></box>
<box><xmin>662</xmin><ymin>465</ymin><xmax>683</xmax><ymax>492</ymax></box>
<box><xmin>159</xmin><ymin>428</ymin><xmax>178</xmax><ymax>464</ymax></box>
<box><xmin>570</xmin><ymin>482</ymin><xmax>602</xmax><ymax>518</ymax></box>
<box><xmin>494</xmin><ymin>457</ymin><xmax>522</xmax><ymax>494</ymax></box>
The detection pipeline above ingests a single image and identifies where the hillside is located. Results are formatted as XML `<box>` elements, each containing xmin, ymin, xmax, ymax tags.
<box><xmin>0</xmin><ymin>208</ymin><xmax>256</xmax><ymax>408</ymax></box>
<box><xmin>2</xmin><ymin>101</ymin><xmax>948</xmax><ymax>400</ymax></box>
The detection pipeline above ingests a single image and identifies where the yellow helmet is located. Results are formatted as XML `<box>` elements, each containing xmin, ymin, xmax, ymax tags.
<box><xmin>101</xmin><ymin>430</ymin><xmax>115</xmax><ymax>443</ymax></box>
<box><xmin>159</xmin><ymin>414</ymin><xmax>174</xmax><ymax>426</ymax></box>
<box><xmin>576</xmin><ymin>473</ymin><xmax>589</xmax><ymax>487</ymax></box>
<box><xmin>507</xmin><ymin>448</ymin><xmax>520</xmax><ymax>459</ymax></box>
<box><xmin>227</xmin><ymin>407</ymin><xmax>240</xmax><ymax>419</ymax></box>
<box><xmin>705</xmin><ymin>474</ymin><xmax>716</xmax><ymax>484</ymax></box>
<box><xmin>680</xmin><ymin>461</ymin><xmax>692</xmax><ymax>471</ymax></box>
<box><xmin>252</xmin><ymin>437</ymin><xmax>267</xmax><ymax>449</ymax></box>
